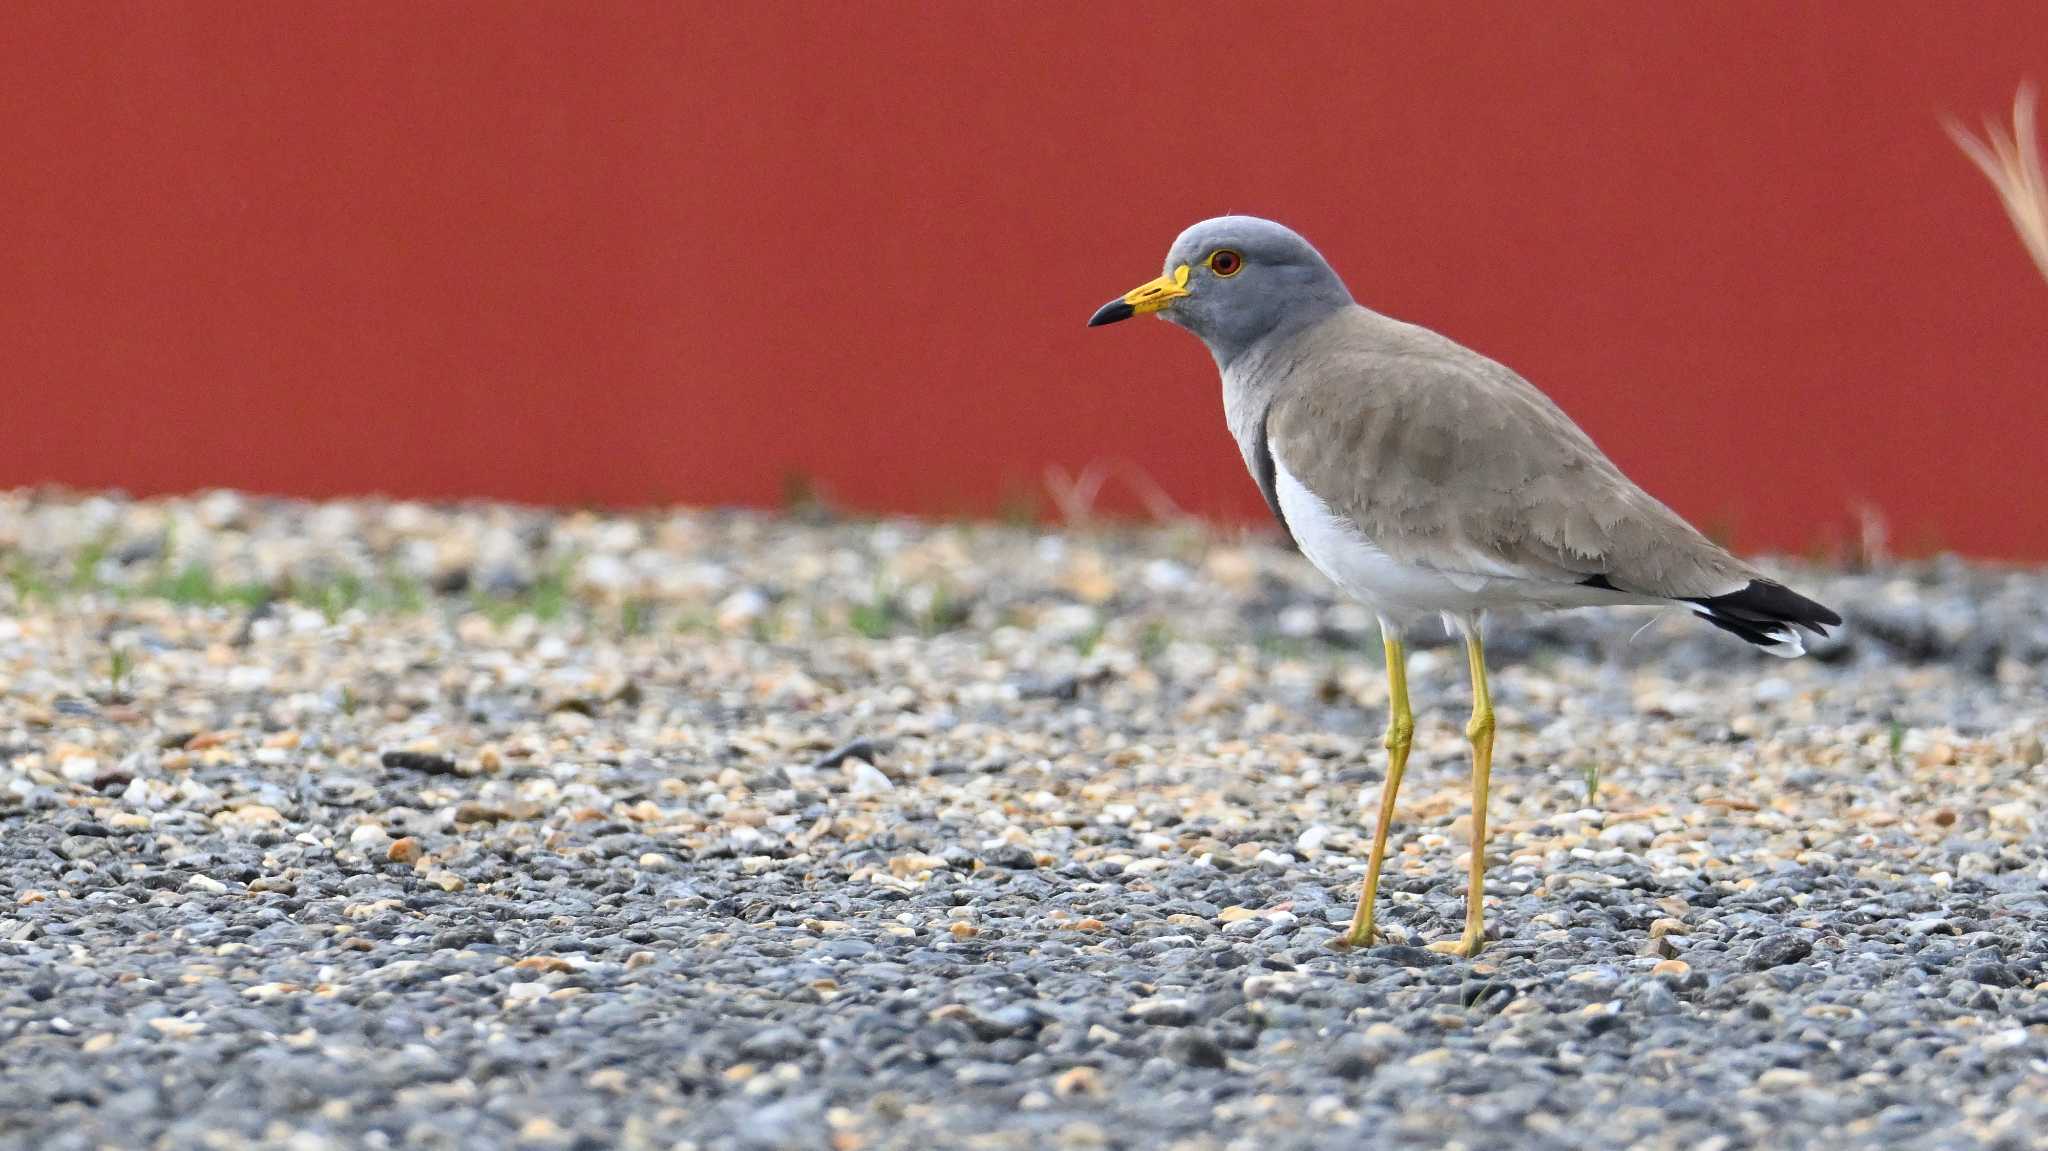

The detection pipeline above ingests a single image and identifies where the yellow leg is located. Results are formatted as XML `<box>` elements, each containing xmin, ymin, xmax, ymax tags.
<box><xmin>1344</xmin><ymin>631</ymin><xmax>1413</xmax><ymax>947</ymax></box>
<box><xmin>1430</xmin><ymin>628</ymin><xmax>1494</xmax><ymax>958</ymax></box>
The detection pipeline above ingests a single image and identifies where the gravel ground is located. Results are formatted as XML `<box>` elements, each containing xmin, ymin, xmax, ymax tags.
<box><xmin>1</xmin><ymin>490</ymin><xmax>2045</xmax><ymax>1151</ymax></box>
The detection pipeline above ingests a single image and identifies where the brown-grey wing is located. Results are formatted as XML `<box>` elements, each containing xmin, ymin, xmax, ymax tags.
<box><xmin>1267</xmin><ymin>350</ymin><xmax>1753</xmax><ymax>599</ymax></box>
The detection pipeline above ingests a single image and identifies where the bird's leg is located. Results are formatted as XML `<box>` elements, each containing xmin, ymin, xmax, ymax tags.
<box><xmin>1344</xmin><ymin>631</ymin><xmax>1413</xmax><ymax>948</ymax></box>
<box><xmin>1431</xmin><ymin>628</ymin><xmax>1494</xmax><ymax>957</ymax></box>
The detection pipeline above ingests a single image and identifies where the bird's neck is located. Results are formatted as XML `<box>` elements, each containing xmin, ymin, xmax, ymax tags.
<box><xmin>1218</xmin><ymin>300</ymin><xmax>1357</xmax><ymax>408</ymax></box>
<box><xmin>1215</xmin><ymin>306</ymin><xmax>1341</xmax><ymax>472</ymax></box>
<box><xmin>1203</xmin><ymin>290</ymin><xmax>1352</xmax><ymax>374</ymax></box>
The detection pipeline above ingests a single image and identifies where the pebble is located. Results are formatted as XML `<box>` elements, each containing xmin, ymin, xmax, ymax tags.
<box><xmin>1757</xmin><ymin>1068</ymin><xmax>1815</xmax><ymax>1092</ymax></box>
<box><xmin>846</xmin><ymin>761</ymin><xmax>894</xmax><ymax>796</ymax></box>
<box><xmin>1746</xmin><ymin>933</ymin><xmax>1815</xmax><ymax>971</ymax></box>
<box><xmin>1162</xmin><ymin>1029</ymin><xmax>1229</xmax><ymax>1069</ymax></box>
<box><xmin>1127</xmin><ymin>998</ymin><xmax>1196</xmax><ymax>1027</ymax></box>
<box><xmin>1053</xmin><ymin>1066</ymin><xmax>1106</xmax><ymax>1098</ymax></box>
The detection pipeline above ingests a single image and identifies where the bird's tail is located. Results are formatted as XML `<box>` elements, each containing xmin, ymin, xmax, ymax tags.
<box><xmin>1683</xmin><ymin>579</ymin><xmax>1842</xmax><ymax>659</ymax></box>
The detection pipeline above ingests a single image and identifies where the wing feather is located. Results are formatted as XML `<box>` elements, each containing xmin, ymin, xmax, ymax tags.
<box><xmin>1263</xmin><ymin>309</ymin><xmax>1751</xmax><ymax>600</ymax></box>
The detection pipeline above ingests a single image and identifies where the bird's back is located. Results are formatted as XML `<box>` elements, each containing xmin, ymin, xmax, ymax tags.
<box><xmin>1242</xmin><ymin>306</ymin><xmax>1755</xmax><ymax>600</ymax></box>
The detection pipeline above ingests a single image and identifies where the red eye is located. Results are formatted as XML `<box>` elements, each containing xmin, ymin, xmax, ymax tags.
<box><xmin>1209</xmin><ymin>249</ymin><xmax>1243</xmax><ymax>276</ymax></box>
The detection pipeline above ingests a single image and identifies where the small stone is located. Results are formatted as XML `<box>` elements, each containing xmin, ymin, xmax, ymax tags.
<box><xmin>1053</xmin><ymin>1066</ymin><xmax>1104</xmax><ymax>1098</ymax></box>
<box><xmin>738</xmin><ymin>1025</ymin><xmax>809</xmax><ymax>1064</ymax></box>
<box><xmin>1651</xmin><ymin>959</ymin><xmax>1691</xmax><ymax>979</ymax></box>
<box><xmin>453</xmin><ymin>801</ymin><xmax>539</xmax><ymax>825</ymax></box>
<box><xmin>147</xmin><ymin>1017</ymin><xmax>205</xmax><ymax>1039</ymax></box>
<box><xmin>961</xmin><ymin>1003</ymin><xmax>1040</xmax><ymax>1040</ymax></box>
<box><xmin>386</xmin><ymin>836</ymin><xmax>423</xmax><ymax>864</ymax></box>
<box><xmin>1597</xmin><ymin>822</ymin><xmax>1653</xmax><ymax>849</ymax></box>
<box><xmin>887</xmin><ymin>853</ymin><xmax>947</xmax><ymax>877</ymax></box>
<box><xmin>1162</xmin><ymin>1029</ymin><xmax>1228</xmax><ymax>1069</ymax></box>
<box><xmin>1963</xmin><ymin>962</ymin><xmax>2018</xmax><ymax>988</ymax></box>
<box><xmin>56</xmin><ymin>836</ymin><xmax>110</xmax><ymax>861</ymax></box>
<box><xmin>846</xmin><ymin>761</ymin><xmax>894</xmax><ymax>796</ymax></box>
<box><xmin>1757</xmin><ymin>1068</ymin><xmax>1814</xmax><ymax>1092</ymax></box>
<box><xmin>381</xmin><ymin>750</ymin><xmax>459</xmax><ymax>775</ymax></box>
<box><xmin>1745</xmin><ymin>934</ymin><xmax>1813</xmax><ymax>971</ymax></box>
<box><xmin>1127</xmin><ymin>998</ymin><xmax>1195</xmax><ymax>1027</ymax></box>
<box><xmin>1987</xmin><ymin>800</ymin><xmax>2031</xmax><ymax>827</ymax></box>
<box><xmin>809</xmin><ymin>738</ymin><xmax>888</xmax><ymax>772</ymax></box>
<box><xmin>519</xmin><ymin>1116</ymin><xmax>566</xmax><ymax>1142</ymax></box>
<box><xmin>985</xmin><ymin>843</ymin><xmax>1038</xmax><ymax>869</ymax></box>
<box><xmin>185</xmin><ymin>874</ymin><xmax>228</xmax><ymax>895</ymax></box>
<box><xmin>1055</xmin><ymin>1120</ymin><xmax>1109</xmax><ymax>1149</ymax></box>
<box><xmin>1243</xmin><ymin>971</ymin><xmax>1310</xmax><ymax>1000</ymax></box>
<box><xmin>1328</xmin><ymin>1035</ymin><xmax>1389</xmax><ymax>1080</ymax></box>
<box><xmin>216</xmin><ymin>804</ymin><xmax>284</xmax><ymax>827</ymax></box>
<box><xmin>637</xmin><ymin>852</ymin><xmax>676</xmax><ymax>871</ymax></box>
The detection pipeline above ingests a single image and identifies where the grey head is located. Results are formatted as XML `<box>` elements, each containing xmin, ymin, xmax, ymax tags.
<box><xmin>1087</xmin><ymin>216</ymin><xmax>1355</xmax><ymax>366</ymax></box>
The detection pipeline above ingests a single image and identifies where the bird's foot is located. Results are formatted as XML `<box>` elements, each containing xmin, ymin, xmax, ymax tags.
<box><xmin>1426</xmin><ymin>932</ymin><xmax>1485</xmax><ymax>959</ymax></box>
<box><xmin>1331</xmin><ymin>913</ymin><xmax>1381</xmax><ymax>950</ymax></box>
<box><xmin>1332</xmin><ymin>926</ymin><xmax>1374</xmax><ymax>951</ymax></box>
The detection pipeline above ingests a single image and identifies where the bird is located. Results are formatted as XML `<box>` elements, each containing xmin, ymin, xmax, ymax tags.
<box><xmin>1087</xmin><ymin>216</ymin><xmax>1839</xmax><ymax>956</ymax></box>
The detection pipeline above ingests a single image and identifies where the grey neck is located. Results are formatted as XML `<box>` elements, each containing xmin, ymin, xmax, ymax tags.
<box><xmin>1198</xmin><ymin>290</ymin><xmax>1353</xmax><ymax>374</ymax></box>
<box><xmin>1217</xmin><ymin>302</ymin><xmax>1354</xmax><ymax>473</ymax></box>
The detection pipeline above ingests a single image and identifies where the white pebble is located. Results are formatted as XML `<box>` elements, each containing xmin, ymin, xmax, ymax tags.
<box><xmin>847</xmin><ymin>761</ymin><xmax>894</xmax><ymax>795</ymax></box>
<box><xmin>1598</xmin><ymin>823</ymin><xmax>1654</xmax><ymax>849</ymax></box>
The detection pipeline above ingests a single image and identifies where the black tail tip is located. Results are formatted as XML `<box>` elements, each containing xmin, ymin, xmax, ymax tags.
<box><xmin>1684</xmin><ymin>578</ymin><xmax>1840</xmax><ymax>652</ymax></box>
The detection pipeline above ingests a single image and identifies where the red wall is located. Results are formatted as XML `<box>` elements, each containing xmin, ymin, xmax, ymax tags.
<box><xmin>3</xmin><ymin>4</ymin><xmax>2045</xmax><ymax>557</ymax></box>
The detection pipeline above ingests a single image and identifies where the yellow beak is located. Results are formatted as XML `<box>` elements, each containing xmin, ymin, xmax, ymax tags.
<box><xmin>1087</xmin><ymin>264</ymin><xmax>1192</xmax><ymax>326</ymax></box>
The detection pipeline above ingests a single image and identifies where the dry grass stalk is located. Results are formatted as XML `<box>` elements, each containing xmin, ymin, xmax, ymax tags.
<box><xmin>1945</xmin><ymin>82</ymin><xmax>2048</xmax><ymax>287</ymax></box>
<box><xmin>1043</xmin><ymin>459</ymin><xmax>1188</xmax><ymax>526</ymax></box>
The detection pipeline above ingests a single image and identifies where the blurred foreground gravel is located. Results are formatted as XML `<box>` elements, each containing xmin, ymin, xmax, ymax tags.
<box><xmin>1</xmin><ymin>491</ymin><xmax>2045</xmax><ymax>1151</ymax></box>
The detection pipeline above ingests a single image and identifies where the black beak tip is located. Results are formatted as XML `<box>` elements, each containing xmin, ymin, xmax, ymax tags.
<box><xmin>1087</xmin><ymin>300</ymin><xmax>1135</xmax><ymax>327</ymax></box>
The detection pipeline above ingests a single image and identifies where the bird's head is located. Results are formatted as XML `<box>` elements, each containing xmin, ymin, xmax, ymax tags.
<box><xmin>1088</xmin><ymin>216</ymin><xmax>1354</xmax><ymax>364</ymax></box>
